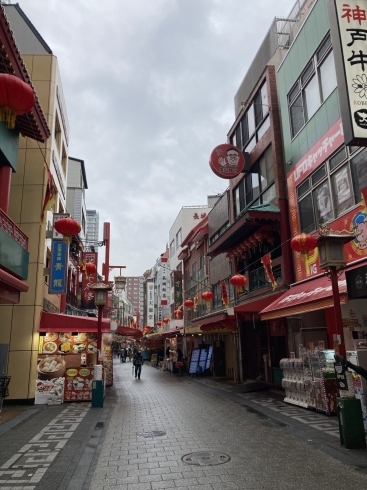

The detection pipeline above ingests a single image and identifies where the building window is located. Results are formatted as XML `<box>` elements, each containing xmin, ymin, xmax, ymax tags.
<box><xmin>230</xmin><ymin>81</ymin><xmax>269</xmax><ymax>151</ymax></box>
<box><xmin>176</xmin><ymin>228</ymin><xmax>182</xmax><ymax>248</ymax></box>
<box><xmin>288</xmin><ymin>34</ymin><xmax>337</xmax><ymax>139</ymax></box>
<box><xmin>170</xmin><ymin>239</ymin><xmax>175</xmax><ymax>256</ymax></box>
<box><xmin>233</xmin><ymin>145</ymin><xmax>275</xmax><ymax>218</ymax></box>
<box><xmin>297</xmin><ymin>146</ymin><xmax>366</xmax><ymax>233</ymax></box>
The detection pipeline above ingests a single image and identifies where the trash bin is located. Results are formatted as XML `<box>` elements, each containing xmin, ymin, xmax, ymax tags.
<box><xmin>91</xmin><ymin>380</ymin><xmax>104</xmax><ymax>408</ymax></box>
<box><xmin>337</xmin><ymin>397</ymin><xmax>366</xmax><ymax>449</ymax></box>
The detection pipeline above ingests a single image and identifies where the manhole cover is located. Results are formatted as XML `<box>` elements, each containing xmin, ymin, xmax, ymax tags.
<box><xmin>182</xmin><ymin>451</ymin><xmax>231</xmax><ymax>466</ymax></box>
<box><xmin>137</xmin><ymin>430</ymin><xmax>166</xmax><ymax>438</ymax></box>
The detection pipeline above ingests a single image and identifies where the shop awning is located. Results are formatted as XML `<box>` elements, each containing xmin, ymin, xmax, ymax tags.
<box><xmin>192</xmin><ymin>312</ymin><xmax>228</xmax><ymax>326</ymax></box>
<box><xmin>161</xmin><ymin>327</ymin><xmax>183</xmax><ymax>337</ymax></box>
<box><xmin>0</xmin><ymin>268</ymin><xmax>29</xmax><ymax>303</ymax></box>
<box><xmin>234</xmin><ymin>290</ymin><xmax>285</xmax><ymax>314</ymax></box>
<box><xmin>177</xmin><ymin>246</ymin><xmax>189</xmax><ymax>260</ymax></box>
<box><xmin>40</xmin><ymin>311</ymin><xmax>112</xmax><ymax>332</ymax></box>
<box><xmin>259</xmin><ymin>273</ymin><xmax>347</xmax><ymax>321</ymax></box>
<box><xmin>192</xmin><ymin>224</ymin><xmax>209</xmax><ymax>243</ymax></box>
<box><xmin>116</xmin><ymin>326</ymin><xmax>143</xmax><ymax>338</ymax></box>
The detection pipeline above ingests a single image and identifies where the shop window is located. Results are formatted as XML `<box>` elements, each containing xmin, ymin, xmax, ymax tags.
<box><xmin>288</xmin><ymin>33</ymin><xmax>337</xmax><ymax>139</ymax></box>
<box><xmin>297</xmin><ymin>146</ymin><xmax>364</xmax><ymax>233</ymax></box>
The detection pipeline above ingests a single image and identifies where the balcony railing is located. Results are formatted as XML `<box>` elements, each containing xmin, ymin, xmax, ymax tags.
<box><xmin>66</xmin><ymin>290</ymin><xmax>78</xmax><ymax>308</ymax></box>
<box><xmin>249</xmin><ymin>264</ymin><xmax>282</xmax><ymax>292</ymax></box>
<box><xmin>0</xmin><ymin>209</ymin><xmax>28</xmax><ymax>250</ymax></box>
<box><xmin>0</xmin><ymin>209</ymin><xmax>29</xmax><ymax>279</ymax></box>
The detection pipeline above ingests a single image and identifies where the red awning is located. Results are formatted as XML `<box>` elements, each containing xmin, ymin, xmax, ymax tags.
<box><xmin>40</xmin><ymin>312</ymin><xmax>112</xmax><ymax>332</ymax></box>
<box><xmin>192</xmin><ymin>224</ymin><xmax>209</xmax><ymax>243</ymax></box>
<box><xmin>0</xmin><ymin>268</ymin><xmax>28</xmax><ymax>292</ymax></box>
<box><xmin>161</xmin><ymin>327</ymin><xmax>183</xmax><ymax>337</ymax></box>
<box><xmin>177</xmin><ymin>246</ymin><xmax>189</xmax><ymax>260</ymax></box>
<box><xmin>192</xmin><ymin>312</ymin><xmax>228</xmax><ymax>326</ymax></box>
<box><xmin>116</xmin><ymin>326</ymin><xmax>143</xmax><ymax>338</ymax></box>
<box><xmin>259</xmin><ymin>273</ymin><xmax>347</xmax><ymax>320</ymax></box>
<box><xmin>234</xmin><ymin>290</ymin><xmax>285</xmax><ymax>314</ymax></box>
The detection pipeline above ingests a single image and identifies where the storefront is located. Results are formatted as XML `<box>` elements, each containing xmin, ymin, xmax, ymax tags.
<box><xmin>37</xmin><ymin>312</ymin><xmax>114</xmax><ymax>404</ymax></box>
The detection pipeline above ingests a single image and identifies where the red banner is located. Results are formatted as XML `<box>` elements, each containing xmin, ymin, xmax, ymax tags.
<box><xmin>261</xmin><ymin>253</ymin><xmax>277</xmax><ymax>290</ymax></box>
<box><xmin>81</xmin><ymin>252</ymin><xmax>98</xmax><ymax>309</ymax></box>
<box><xmin>220</xmin><ymin>281</ymin><xmax>229</xmax><ymax>308</ymax></box>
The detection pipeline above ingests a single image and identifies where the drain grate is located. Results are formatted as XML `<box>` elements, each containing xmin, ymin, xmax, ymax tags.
<box><xmin>137</xmin><ymin>430</ymin><xmax>166</xmax><ymax>438</ymax></box>
<box><xmin>182</xmin><ymin>451</ymin><xmax>231</xmax><ymax>466</ymax></box>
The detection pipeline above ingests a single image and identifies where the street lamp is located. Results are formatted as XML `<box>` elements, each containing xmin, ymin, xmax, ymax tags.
<box><xmin>88</xmin><ymin>282</ymin><xmax>113</xmax><ymax>364</ymax></box>
<box><xmin>317</xmin><ymin>226</ymin><xmax>356</xmax><ymax>355</ymax></box>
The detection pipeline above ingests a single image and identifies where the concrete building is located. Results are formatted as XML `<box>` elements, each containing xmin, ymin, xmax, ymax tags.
<box><xmin>0</xmin><ymin>3</ymin><xmax>69</xmax><ymax>402</ymax></box>
<box><xmin>86</xmin><ymin>209</ymin><xmax>99</xmax><ymax>251</ymax></box>
<box><xmin>66</xmin><ymin>157</ymin><xmax>87</xmax><ymax>242</ymax></box>
<box><xmin>168</xmin><ymin>196</ymin><xmax>218</xmax><ymax>330</ymax></box>
<box><xmin>125</xmin><ymin>276</ymin><xmax>144</xmax><ymax>327</ymax></box>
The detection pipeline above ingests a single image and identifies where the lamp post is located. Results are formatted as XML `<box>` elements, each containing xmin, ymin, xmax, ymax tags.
<box><xmin>317</xmin><ymin>227</ymin><xmax>356</xmax><ymax>356</ymax></box>
<box><xmin>88</xmin><ymin>282</ymin><xmax>113</xmax><ymax>364</ymax></box>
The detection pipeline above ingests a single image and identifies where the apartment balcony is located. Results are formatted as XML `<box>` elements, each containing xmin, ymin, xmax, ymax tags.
<box><xmin>0</xmin><ymin>209</ymin><xmax>29</xmax><ymax>302</ymax></box>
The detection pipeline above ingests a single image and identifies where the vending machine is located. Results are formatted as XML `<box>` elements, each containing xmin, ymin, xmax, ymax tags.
<box><xmin>346</xmin><ymin>350</ymin><xmax>367</xmax><ymax>431</ymax></box>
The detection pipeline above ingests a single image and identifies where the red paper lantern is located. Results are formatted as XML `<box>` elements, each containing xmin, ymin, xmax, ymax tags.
<box><xmin>163</xmin><ymin>317</ymin><xmax>170</xmax><ymax>324</ymax></box>
<box><xmin>184</xmin><ymin>299</ymin><xmax>194</xmax><ymax>310</ymax></box>
<box><xmin>201</xmin><ymin>290</ymin><xmax>214</xmax><ymax>306</ymax></box>
<box><xmin>174</xmin><ymin>308</ymin><xmax>183</xmax><ymax>319</ymax></box>
<box><xmin>85</xmin><ymin>262</ymin><xmax>96</xmax><ymax>279</ymax></box>
<box><xmin>0</xmin><ymin>74</ymin><xmax>35</xmax><ymax>129</ymax></box>
<box><xmin>156</xmin><ymin>321</ymin><xmax>162</xmax><ymax>327</ymax></box>
<box><xmin>54</xmin><ymin>217</ymin><xmax>81</xmax><ymax>242</ymax></box>
<box><xmin>230</xmin><ymin>274</ymin><xmax>248</xmax><ymax>293</ymax></box>
<box><xmin>290</xmin><ymin>233</ymin><xmax>317</xmax><ymax>257</ymax></box>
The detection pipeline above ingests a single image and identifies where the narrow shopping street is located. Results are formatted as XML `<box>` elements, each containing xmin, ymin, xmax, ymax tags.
<box><xmin>2</xmin><ymin>360</ymin><xmax>366</xmax><ymax>490</ymax></box>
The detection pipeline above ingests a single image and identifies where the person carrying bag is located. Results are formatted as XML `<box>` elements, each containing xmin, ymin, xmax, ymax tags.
<box><xmin>133</xmin><ymin>349</ymin><xmax>143</xmax><ymax>379</ymax></box>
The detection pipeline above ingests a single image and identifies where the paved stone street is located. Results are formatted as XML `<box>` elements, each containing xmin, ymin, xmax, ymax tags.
<box><xmin>1</xmin><ymin>360</ymin><xmax>367</xmax><ymax>489</ymax></box>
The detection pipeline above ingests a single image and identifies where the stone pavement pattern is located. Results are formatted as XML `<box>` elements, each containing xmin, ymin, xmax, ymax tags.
<box><xmin>90</xmin><ymin>361</ymin><xmax>367</xmax><ymax>490</ymax></box>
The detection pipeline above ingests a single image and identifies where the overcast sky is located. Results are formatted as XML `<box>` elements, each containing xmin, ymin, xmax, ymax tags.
<box><xmin>17</xmin><ymin>0</ymin><xmax>296</xmax><ymax>275</ymax></box>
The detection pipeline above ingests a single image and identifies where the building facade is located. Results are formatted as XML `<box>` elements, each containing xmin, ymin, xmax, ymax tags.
<box><xmin>86</xmin><ymin>209</ymin><xmax>99</xmax><ymax>251</ymax></box>
<box><xmin>125</xmin><ymin>276</ymin><xmax>144</xmax><ymax>328</ymax></box>
<box><xmin>261</xmin><ymin>0</ymin><xmax>367</xmax><ymax>359</ymax></box>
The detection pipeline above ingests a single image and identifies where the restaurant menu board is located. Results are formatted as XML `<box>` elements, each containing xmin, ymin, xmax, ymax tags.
<box><xmin>64</xmin><ymin>367</ymin><xmax>94</xmax><ymax>402</ymax></box>
<box><xmin>39</xmin><ymin>332</ymin><xmax>98</xmax><ymax>355</ymax></box>
<box><xmin>189</xmin><ymin>348</ymin><xmax>200</xmax><ymax>374</ymax></box>
<box><xmin>199</xmin><ymin>349</ymin><xmax>208</xmax><ymax>372</ymax></box>
<box><xmin>35</xmin><ymin>378</ymin><xmax>65</xmax><ymax>405</ymax></box>
<box><xmin>206</xmin><ymin>346</ymin><xmax>213</xmax><ymax>370</ymax></box>
<box><xmin>103</xmin><ymin>346</ymin><xmax>113</xmax><ymax>387</ymax></box>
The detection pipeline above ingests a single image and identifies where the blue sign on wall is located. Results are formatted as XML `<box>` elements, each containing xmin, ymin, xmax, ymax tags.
<box><xmin>48</xmin><ymin>241</ymin><xmax>68</xmax><ymax>294</ymax></box>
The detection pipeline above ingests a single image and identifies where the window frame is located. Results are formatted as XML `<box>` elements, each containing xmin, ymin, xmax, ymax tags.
<box><xmin>288</xmin><ymin>33</ymin><xmax>336</xmax><ymax>140</ymax></box>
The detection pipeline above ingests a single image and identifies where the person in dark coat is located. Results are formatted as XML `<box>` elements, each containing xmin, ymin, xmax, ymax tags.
<box><xmin>133</xmin><ymin>349</ymin><xmax>143</xmax><ymax>379</ymax></box>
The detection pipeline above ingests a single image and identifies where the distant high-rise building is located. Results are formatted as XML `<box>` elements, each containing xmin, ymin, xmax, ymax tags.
<box><xmin>125</xmin><ymin>276</ymin><xmax>144</xmax><ymax>327</ymax></box>
<box><xmin>86</xmin><ymin>210</ymin><xmax>99</xmax><ymax>251</ymax></box>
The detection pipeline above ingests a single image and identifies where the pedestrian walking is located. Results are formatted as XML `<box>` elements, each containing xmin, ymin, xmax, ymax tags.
<box><xmin>133</xmin><ymin>349</ymin><xmax>143</xmax><ymax>379</ymax></box>
<box><xmin>127</xmin><ymin>347</ymin><xmax>132</xmax><ymax>362</ymax></box>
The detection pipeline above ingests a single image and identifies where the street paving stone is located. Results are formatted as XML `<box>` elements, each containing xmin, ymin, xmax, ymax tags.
<box><xmin>1</xmin><ymin>360</ymin><xmax>367</xmax><ymax>489</ymax></box>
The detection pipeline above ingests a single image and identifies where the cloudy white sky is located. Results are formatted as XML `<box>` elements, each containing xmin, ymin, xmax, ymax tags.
<box><xmin>16</xmin><ymin>0</ymin><xmax>296</xmax><ymax>275</ymax></box>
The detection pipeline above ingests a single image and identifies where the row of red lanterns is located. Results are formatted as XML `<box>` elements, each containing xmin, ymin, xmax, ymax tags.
<box><xmin>226</xmin><ymin>228</ymin><xmax>277</xmax><ymax>260</ymax></box>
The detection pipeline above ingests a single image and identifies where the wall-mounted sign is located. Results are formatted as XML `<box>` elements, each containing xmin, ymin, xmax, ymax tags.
<box><xmin>329</xmin><ymin>0</ymin><xmax>367</xmax><ymax>146</ymax></box>
<box><xmin>49</xmin><ymin>241</ymin><xmax>68</xmax><ymax>294</ymax></box>
<box><xmin>209</xmin><ymin>144</ymin><xmax>246</xmax><ymax>179</ymax></box>
<box><xmin>81</xmin><ymin>251</ymin><xmax>98</xmax><ymax>309</ymax></box>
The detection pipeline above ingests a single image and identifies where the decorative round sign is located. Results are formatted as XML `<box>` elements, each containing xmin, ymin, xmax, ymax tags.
<box><xmin>209</xmin><ymin>144</ymin><xmax>245</xmax><ymax>179</ymax></box>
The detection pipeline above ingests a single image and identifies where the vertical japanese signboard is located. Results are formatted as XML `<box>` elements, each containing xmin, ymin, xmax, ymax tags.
<box><xmin>173</xmin><ymin>270</ymin><xmax>183</xmax><ymax>308</ymax></box>
<box><xmin>146</xmin><ymin>281</ymin><xmax>154</xmax><ymax>327</ymax></box>
<box><xmin>81</xmin><ymin>251</ymin><xmax>98</xmax><ymax>309</ymax></box>
<box><xmin>160</xmin><ymin>257</ymin><xmax>169</xmax><ymax>306</ymax></box>
<box><xmin>49</xmin><ymin>241</ymin><xmax>68</xmax><ymax>294</ymax></box>
<box><xmin>329</xmin><ymin>0</ymin><xmax>367</xmax><ymax>145</ymax></box>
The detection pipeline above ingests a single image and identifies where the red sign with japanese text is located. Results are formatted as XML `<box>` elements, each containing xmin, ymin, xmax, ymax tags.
<box><xmin>287</xmin><ymin>119</ymin><xmax>367</xmax><ymax>281</ymax></box>
<box><xmin>81</xmin><ymin>252</ymin><xmax>98</xmax><ymax>309</ymax></box>
<box><xmin>209</xmin><ymin>144</ymin><xmax>245</xmax><ymax>179</ymax></box>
